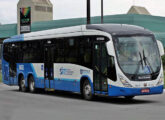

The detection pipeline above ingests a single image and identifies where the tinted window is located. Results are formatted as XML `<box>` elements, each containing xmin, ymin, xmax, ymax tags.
<box><xmin>64</xmin><ymin>38</ymin><xmax>78</xmax><ymax>63</ymax></box>
<box><xmin>54</xmin><ymin>38</ymin><xmax>65</xmax><ymax>63</ymax></box>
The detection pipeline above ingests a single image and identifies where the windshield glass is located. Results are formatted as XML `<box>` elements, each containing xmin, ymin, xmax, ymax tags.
<box><xmin>114</xmin><ymin>36</ymin><xmax>161</xmax><ymax>75</ymax></box>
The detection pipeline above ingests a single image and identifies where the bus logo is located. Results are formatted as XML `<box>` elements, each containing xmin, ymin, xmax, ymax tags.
<box><xmin>80</xmin><ymin>69</ymin><xmax>90</xmax><ymax>74</ymax></box>
<box><xmin>41</xmin><ymin>65</ymin><xmax>44</xmax><ymax>71</ymax></box>
<box><xmin>60</xmin><ymin>67</ymin><xmax>73</xmax><ymax>75</ymax></box>
<box><xmin>19</xmin><ymin>65</ymin><xmax>24</xmax><ymax>71</ymax></box>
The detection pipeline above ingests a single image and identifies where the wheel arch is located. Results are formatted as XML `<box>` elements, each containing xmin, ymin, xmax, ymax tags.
<box><xmin>80</xmin><ymin>75</ymin><xmax>94</xmax><ymax>94</ymax></box>
<box><xmin>27</xmin><ymin>73</ymin><xmax>34</xmax><ymax>86</ymax></box>
<box><xmin>18</xmin><ymin>73</ymin><xmax>24</xmax><ymax>86</ymax></box>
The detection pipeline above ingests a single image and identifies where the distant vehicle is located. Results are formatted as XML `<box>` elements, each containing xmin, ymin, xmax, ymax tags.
<box><xmin>1</xmin><ymin>24</ymin><xmax>164</xmax><ymax>100</ymax></box>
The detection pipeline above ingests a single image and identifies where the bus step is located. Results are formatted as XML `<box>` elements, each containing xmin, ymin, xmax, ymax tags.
<box><xmin>45</xmin><ymin>88</ymin><xmax>55</xmax><ymax>92</ymax></box>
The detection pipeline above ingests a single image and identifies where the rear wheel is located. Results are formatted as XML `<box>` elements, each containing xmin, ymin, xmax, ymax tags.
<box><xmin>29</xmin><ymin>76</ymin><xmax>36</xmax><ymax>93</ymax></box>
<box><xmin>19</xmin><ymin>76</ymin><xmax>27</xmax><ymax>92</ymax></box>
<box><xmin>83</xmin><ymin>80</ymin><xmax>93</xmax><ymax>100</ymax></box>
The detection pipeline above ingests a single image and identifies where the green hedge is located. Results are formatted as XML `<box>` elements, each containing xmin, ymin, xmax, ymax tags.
<box><xmin>162</xmin><ymin>56</ymin><xmax>165</xmax><ymax>88</ymax></box>
<box><xmin>0</xmin><ymin>73</ymin><xmax>2</xmax><ymax>83</ymax></box>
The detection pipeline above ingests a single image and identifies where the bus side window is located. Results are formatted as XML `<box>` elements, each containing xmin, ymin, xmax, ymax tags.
<box><xmin>80</xmin><ymin>37</ymin><xmax>92</xmax><ymax>68</ymax></box>
<box><xmin>65</xmin><ymin>38</ymin><xmax>78</xmax><ymax>63</ymax></box>
<box><xmin>107</xmin><ymin>56</ymin><xmax>117</xmax><ymax>81</ymax></box>
<box><xmin>55</xmin><ymin>39</ymin><xmax>65</xmax><ymax>63</ymax></box>
<box><xmin>3</xmin><ymin>44</ymin><xmax>10</xmax><ymax>62</ymax></box>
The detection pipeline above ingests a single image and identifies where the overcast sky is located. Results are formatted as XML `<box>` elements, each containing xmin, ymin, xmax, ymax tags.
<box><xmin>0</xmin><ymin>0</ymin><xmax>165</xmax><ymax>24</ymax></box>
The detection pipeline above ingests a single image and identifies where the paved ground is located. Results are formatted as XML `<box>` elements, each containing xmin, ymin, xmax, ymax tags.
<box><xmin>0</xmin><ymin>83</ymin><xmax>165</xmax><ymax>120</ymax></box>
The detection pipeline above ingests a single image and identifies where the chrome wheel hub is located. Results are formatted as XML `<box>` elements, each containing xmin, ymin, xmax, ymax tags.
<box><xmin>30</xmin><ymin>80</ymin><xmax>34</xmax><ymax>91</ymax></box>
<box><xmin>85</xmin><ymin>84</ymin><xmax>91</xmax><ymax>96</ymax></box>
<box><xmin>21</xmin><ymin>79</ymin><xmax>25</xmax><ymax>89</ymax></box>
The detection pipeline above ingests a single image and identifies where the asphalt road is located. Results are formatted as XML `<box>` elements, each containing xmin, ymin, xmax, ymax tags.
<box><xmin>0</xmin><ymin>83</ymin><xmax>165</xmax><ymax>120</ymax></box>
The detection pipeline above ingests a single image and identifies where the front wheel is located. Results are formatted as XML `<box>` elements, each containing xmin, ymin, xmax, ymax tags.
<box><xmin>83</xmin><ymin>80</ymin><xmax>93</xmax><ymax>100</ymax></box>
<box><xmin>29</xmin><ymin>76</ymin><xmax>36</xmax><ymax>93</ymax></box>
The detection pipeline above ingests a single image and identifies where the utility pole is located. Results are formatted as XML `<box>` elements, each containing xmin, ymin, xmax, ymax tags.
<box><xmin>101</xmin><ymin>0</ymin><xmax>104</xmax><ymax>24</ymax></box>
<box><xmin>87</xmin><ymin>0</ymin><xmax>91</xmax><ymax>24</ymax></box>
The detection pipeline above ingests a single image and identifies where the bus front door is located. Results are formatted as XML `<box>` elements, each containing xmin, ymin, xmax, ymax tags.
<box><xmin>93</xmin><ymin>42</ymin><xmax>108</xmax><ymax>94</ymax></box>
<box><xmin>44</xmin><ymin>45</ymin><xmax>55</xmax><ymax>89</ymax></box>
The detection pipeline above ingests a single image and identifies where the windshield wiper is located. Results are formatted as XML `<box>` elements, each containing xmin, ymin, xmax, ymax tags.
<box><xmin>139</xmin><ymin>52</ymin><xmax>144</xmax><ymax>69</ymax></box>
<box><xmin>142</xmin><ymin>50</ymin><xmax>154</xmax><ymax>74</ymax></box>
<box><xmin>132</xmin><ymin>52</ymin><xmax>144</xmax><ymax>80</ymax></box>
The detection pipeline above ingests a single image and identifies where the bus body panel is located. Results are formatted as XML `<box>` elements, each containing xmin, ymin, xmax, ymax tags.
<box><xmin>2</xmin><ymin>59</ymin><xmax>10</xmax><ymax>85</ymax></box>
<box><xmin>2</xmin><ymin>24</ymin><xmax>164</xmax><ymax>98</ymax></box>
<box><xmin>108</xmin><ymin>85</ymin><xmax>164</xmax><ymax>97</ymax></box>
<box><xmin>16</xmin><ymin>63</ymin><xmax>93</xmax><ymax>93</ymax></box>
<box><xmin>54</xmin><ymin>64</ymin><xmax>93</xmax><ymax>93</ymax></box>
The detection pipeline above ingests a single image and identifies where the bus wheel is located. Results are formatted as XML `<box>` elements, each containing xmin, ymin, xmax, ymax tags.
<box><xmin>29</xmin><ymin>76</ymin><xmax>36</xmax><ymax>93</ymax></box>
<box><xmin>125</xmin><ymin>96</ymin><xmax>135</xmax><ymax>100</ymax></box>
<box><xmin>83</xmin><ymin>80</ymin><xmax>93</xmax><ymax>100</ymax></box>
<box><xmin>19</xmin><ymin>76</ymin><xmax>27</xmax><ymax>92</ymax></box>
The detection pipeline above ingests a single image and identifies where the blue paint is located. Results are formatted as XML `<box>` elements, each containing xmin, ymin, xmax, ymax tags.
<box><xmin>2</xmin><ymin>59</ymin><xmax>10</xmax><ymax>85</ymax></box>
<box><xmin>16</xmin><ymin>63</ymin><xmax>37</xmax><ymax>87</ymax></box>
<box><xmin>95</xmin><ymin>91</ymin><xmax>108</xmax><ymax>95</ymax></box>
<box><xmin>54</xmin><ymin>78</ymin><xmax>80</xmax><ymax>92</ymax></box>
<box><xmin>30</xmin><ymin>64</ymin><xmax>37</xmax><ymax>78</ymax></box>
<box><xmin>108</xmin><ymin>85</ymin><xmax>164</xmax><ymax>96</ymax></box>
<box><xmin>3</xmin><ymin>35</ymin><xmax>24</xmax><ymax>43</ymax></box>
<box><xmin>2</xmin><ymin>59</ymin><xmax>164</xmax><ymax>97</ymax></box>
<box><xmin>45</xmin><ymin>79</ymin><xmax>49</xmax><ymax>88</ymax></box>
<box><xmin>41</xmin><ymin>65</ymin><xmax>44</xmax><ymax>71</ymax></box>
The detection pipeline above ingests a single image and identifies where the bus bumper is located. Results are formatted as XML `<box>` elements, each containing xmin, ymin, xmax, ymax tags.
<box><xmin>108</xmin><ymin>85</ymin><xmax>164</xmax><ymax>97</ymax></box>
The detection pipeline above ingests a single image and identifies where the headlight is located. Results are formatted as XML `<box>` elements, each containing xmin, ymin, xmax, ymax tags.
<box><xmin>119</xmin><ymin>76</ymin><xmax>133</xmax><ymax>88</ymax></box>
<box><xmin>157</xmin><ymin>74</ymin><xmax>164</xmax><ymax>86</ymax></box>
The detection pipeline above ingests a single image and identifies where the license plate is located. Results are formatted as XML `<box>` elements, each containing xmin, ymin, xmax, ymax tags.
<box><xmin>141</xmin><ymin>88</ymin><xmax>150</xmax><ymax>93</ymax></box>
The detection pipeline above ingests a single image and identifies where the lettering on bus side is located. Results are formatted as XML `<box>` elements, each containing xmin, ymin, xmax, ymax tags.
<box><xmin>60</xmin><ymin>67</ymin><xmax>73</xmax><ymax>75</ymax></box>
<box><xmin>41</xmin><ymin>65</ymin><xmax>44</xmax><ymax>71</ymax></box>
<box><xmin>19</xmin><ymin>65</ymin><xmax>24</xmax><ymax>71</ymax></box>
<box><xmin>96</xmin><ymin>37</ymin><xmax>105</xmax><ymax>41</ymax></box>
<box><xmin>80</xmin><ymin>69</ymin><xmax>90</xmax><ymax>75</ymax></box>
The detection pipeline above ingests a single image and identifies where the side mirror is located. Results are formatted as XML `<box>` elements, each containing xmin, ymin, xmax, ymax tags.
<box><xmin>106</xmin><ymin>41</ymin><xmax>115</xmax><ymax>56</ymax></box>
<box><xmin>157</xmin><ymin>40</ymin><xmax>165</xmax><ymax>56</ymax></box>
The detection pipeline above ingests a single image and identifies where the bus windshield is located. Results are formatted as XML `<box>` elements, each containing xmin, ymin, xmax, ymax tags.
<box><xmin>114</xmin><ymin>35</ymin><xmax>161</xmax><ymax>77</ymax></box>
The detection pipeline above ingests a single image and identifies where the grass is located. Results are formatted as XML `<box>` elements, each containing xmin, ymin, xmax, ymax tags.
<box><xmin>164</xmin><ymin>71</ymin><xmax>165</xmax><ymax>88</ymax></box>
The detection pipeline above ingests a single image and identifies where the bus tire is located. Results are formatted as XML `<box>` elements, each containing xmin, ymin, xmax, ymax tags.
<box><xmin>125</xmin><ymin>96</ymin><xmax>135</xmax><ymax>100</ymax></box>
<box><xmin>29</xmin><ymin>76</ymin><xmax>36</xmax><ymax>93</ymax></box>
<box><xmin>19</xmin><ymin>75</ymin><xmax>27</xmax><ymax>92</ymax></box>
<box><xmin>83</xmin><ymin>80</ymin><xmax>93</xmax><ymax>100</ymax></box>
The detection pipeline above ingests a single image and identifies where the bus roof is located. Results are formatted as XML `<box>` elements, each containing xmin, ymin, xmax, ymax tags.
<box><xmin>3</xmin><ymin>24</ymin><xmax>153</xmax><ymax>43</ymax></box>
<box><xmin>86</xmin><ymin>24</ymin><xmax>153</xmax><ymax>36</ymax></box>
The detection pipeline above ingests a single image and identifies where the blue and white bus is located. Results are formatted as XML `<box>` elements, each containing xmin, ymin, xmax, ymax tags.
<box><xmin>2</xmin><ymin>24</ymin><xmax>164</xmax><ymax>100</ymax></box>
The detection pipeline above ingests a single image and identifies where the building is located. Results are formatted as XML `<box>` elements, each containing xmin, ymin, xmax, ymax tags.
<box><xmin>127</xmin><ymin>6</ymin><xmax>151</xmax><ymax>15</ymax></box>
<box><xmin>17</xmin><ymin>0</ymin><xmax>53</xmax><ymax>34</ymax></box>
<box><xmin>1</xmin><ymin>14</ymin><xmax>165</xmax><ymax>46</ymax></box>
<box><xmin>1</xmin><ymin>3</ymin><xmax>165</xmax><ymax>46</ymax></box>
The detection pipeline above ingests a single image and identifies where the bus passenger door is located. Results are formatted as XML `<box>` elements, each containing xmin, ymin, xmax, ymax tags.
<box><xmin>93</xmin><ymin>42</ymin><xmax>108</xmax><ymax>93</ymax></box>
<box><xmin>44</xmin><ymin>45</ymin><xmax>55</xmax><ymax>89</ymax></box>
<box><xmin>9</xmin><ymin>62</ymin><xmax>16</xmax><ymax>85</ymax></box>
<box><xmin>9</xmin><ymin>44</ymin><xmax>17</xmax><ymax>85</ymax></box>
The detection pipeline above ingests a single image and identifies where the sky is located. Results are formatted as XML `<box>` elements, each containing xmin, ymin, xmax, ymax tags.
<box><xmin>0</xmin><ymin>0</ymin><xmax>165</xmax><ymax>24</ymax></box>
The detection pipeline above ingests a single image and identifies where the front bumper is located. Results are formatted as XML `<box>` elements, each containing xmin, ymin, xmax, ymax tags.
<box><xmin>108</xmin><ymin>85</ymin><xmax>164</xmax><ymax>97</ymax></box>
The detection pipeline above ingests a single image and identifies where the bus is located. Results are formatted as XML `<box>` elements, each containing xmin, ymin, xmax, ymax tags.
<box><xmin>1</xmin><ymin>24</ymin><xmax>164</xmax><ymax>100</ymax></box>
